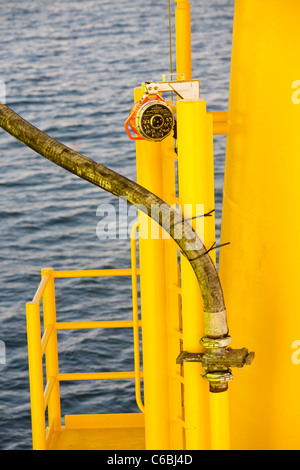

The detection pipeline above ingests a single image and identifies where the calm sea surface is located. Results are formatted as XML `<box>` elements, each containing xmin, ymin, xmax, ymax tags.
<box><xmin>0</xmin><ymin>0</ymin><xmax>234</xmax><ymax>449</ymax></box>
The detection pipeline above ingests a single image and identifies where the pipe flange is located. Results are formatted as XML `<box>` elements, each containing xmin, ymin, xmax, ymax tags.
<box><xmin>200</xmin><ymin>335</ymin><xmax>232</xmax><ymax>349</ymax></box>
<box><xmin>202</xmin><ymin>370</ymin><xmax>233</xmax><ymax>393</ymax></box>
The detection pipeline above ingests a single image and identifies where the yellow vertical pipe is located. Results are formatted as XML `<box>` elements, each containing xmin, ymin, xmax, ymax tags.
<box><xmin>204</xmin><ymin>112</ymin><xmax>216</xmax><ymax>265</ymax></box>
<box><xmin>162</xmin><ymin>134</ymin><xmax>185</xmax><ymax>449</ymax></box>
<box><xmin>175</xmin><ymin>0</ymin><xmax>192</xmax><ymax>80</ymax></box>
<box><xmin>41</xmin><ymin>268</ymin><xmax>61</xmax><ymax>432</ymax></box>
<box><xmin>209</xmin><ymin>392</ymin><xmax>230</xmax><ymax>450</ymax></box>
<box><xmin>26</xmin><ymin>302</ymin><xmax>47</xmax><ymax>450</ymax></box>
<box><xmin>177</xmin><ymin>99</ymin><xmax>215</xmax><ymax>450</ymax></box>
<box><xmin>134</xmin><ymin>88</ymin><xmax>171</xmax><ymax>450</ymax></box>
<box><xmin>207</xmin><ymin>113</ymin><xmax>230</xmax><ymax>450</ymax></box>
<box><xmin>219</xmin><ymin>0</ymin><xmax>300</xmax><ymax>450</ymax></box>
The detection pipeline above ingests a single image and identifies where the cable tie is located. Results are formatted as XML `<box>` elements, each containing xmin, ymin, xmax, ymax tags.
<box><xmin>173</xmin><ymin>209</ymin><xmax>215</xmax><ymax>227</ymax></box>
<box><xmin>189</xmin><ymin>241</ymin><xmax>230</xmax><ymax>262</ymax></box>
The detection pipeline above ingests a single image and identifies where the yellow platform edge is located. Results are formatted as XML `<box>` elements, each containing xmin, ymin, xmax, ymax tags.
<box><xmin>47</xmin><ymin>413</ymin><xmax>145</xmax><ymax>450</ymax></box>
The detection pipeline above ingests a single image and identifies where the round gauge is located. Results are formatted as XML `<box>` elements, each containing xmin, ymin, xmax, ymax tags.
<box><xmin>136</xmin><ymin>100</ymin><xmax>174</xmax><ymax>142</ymax></box>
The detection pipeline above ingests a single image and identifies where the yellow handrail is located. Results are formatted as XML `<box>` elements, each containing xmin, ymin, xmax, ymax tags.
<box><xmin>32</xmin><ymin>274</ymin><xmax>49</xmax><ymax>304</ymax></box>
<box><xmin>41</xmin><ymin>324</ymin><xmax>55</xmax><ymax>356</ymax></box>
<box><xmin>53</xmin><ymin>268</ymin><xmax>139</xmax><ymax>278</ymax></box>
<box><xmin>26</xmin><ymin>301</ymin><xmax>47</xmax><ymax>450</ymax></box>
<box><xmin>44</xmin><ymin>376</ymin><xmax>57</xmax><ymax>412</ymax></box>
<box><xmin>131</xmin><ymin>222</ymin><xmax>144</xmax><ymax>413</ymax></box>
<box><xmin>55</xmin><ymin>320</ymin><xmax>141</xmax><ymax>330</ymax></box>
<box><xmin>26</xmin><ymin>243</ymin><xmax>144</xmax><ymax>449</ymax></box>
<box><xmin>58</xmin><ymin>371</ymin><xmax>142</xmax><ymax>381</ymax></box>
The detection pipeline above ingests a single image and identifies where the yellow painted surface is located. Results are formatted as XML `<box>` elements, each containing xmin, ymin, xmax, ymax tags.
<box><xmin>49</xmin><ymin>414</ymin><xmax>145</xmax><ymax>450</ymax></box>
<box><xmin>133</xmin><ymin>88</ymin><xmax>185</xmax><ymax>449</ymax></box>
<box><xmin>134</xmin><ymin>88</ymin><xmax>171</xmax><ymax>450</ymax></box>
<box><xmin>219</xmin><ymin>0</ymin><xmax>300</xmax><ymax>450</ymax></box>
<box><xmin>161</xmin><ymin>134</ymin><xmax>185</xmax><ymax>450</ymax></box>
<box><xmin>177</xmin><ymin>99</ymin><xmax>218</xmax><ymax>450</ymax></box>
<box><xmin>26</xmin><ymin>302</ymin><xmax>47</xmax><ymax>450</ymax></box>
<box><xmin>209</xmin><ymin>392</ymin><xmax>230</xmax><ymax>450</ymax></box>
<box><xmin>41</xmin><ymin>268</ymin><xmax>61</xmax><ymax>432</ymax></box>
<box><xmin>26</xmin><ymin>266</ymin><xmax>146</xmax><ymax>450</ymax></box>
<box><xmin>175</xmin><ymin>0</ymin><xmax>192</xmax><ymax>80</ymax></box>
<box><xmin>131</xmin><ymin>223</ymin><xmax>145</xmax><ymax>414</ymax></box>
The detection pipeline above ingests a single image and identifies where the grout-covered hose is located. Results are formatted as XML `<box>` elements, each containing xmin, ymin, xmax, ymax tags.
<box><xmin>0</xmin><ymin>102</ymin><xmax>228</xmax><ymax>339</ymax></box>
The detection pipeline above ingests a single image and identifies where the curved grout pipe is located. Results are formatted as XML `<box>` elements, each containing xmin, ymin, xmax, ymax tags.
<box><xmin>0</xmin><ymin>102</ymin><xmax>228</xmax><ymax>338</ymax></box>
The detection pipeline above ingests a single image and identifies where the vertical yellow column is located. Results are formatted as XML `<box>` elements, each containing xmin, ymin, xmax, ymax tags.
<box><xmin>134</xmin><ymin>89</ymin><xmax>171</xmax><ymax>450</ymax></box>
<box><xmin>175</xmin><ymin>0</ymin><xmax>192</xmax><ymax>80</ymax></box>
<box><xmin>177</xmin><ymin>99</ymin><xmax>215</xmax><ymax>449</ymax></box>
<box><xmin>26</xmin><ymin>302</ymin><xmax>47</xmax><ymax>450</ymax></box>
<box><xmin>162</xmin><ymin>134</ymin><xmax>185</xmax><ymax>449</ymax></box>
<box><xmin>207</xmin><ymin>116</ymin><xmax>230</xmax><ymax>451</ymax></box>
<box><xmin>219</xmin><ymin>0</ymin><xmax>300</xmax><ymax>450</ymax></box>
<box><xmin>41</xmin><ymin>268</ymin><xmax>61</xmax><ymax>432</ymax></box>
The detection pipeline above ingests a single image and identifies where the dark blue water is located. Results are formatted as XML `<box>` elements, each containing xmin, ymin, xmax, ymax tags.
<box><xmin>0</xmin><ymin>0</ymin><xmax>234</xmax><ymax>449</ymax></box>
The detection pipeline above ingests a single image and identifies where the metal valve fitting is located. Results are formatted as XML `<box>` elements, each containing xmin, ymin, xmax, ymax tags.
<box><xmin>176</xmin><ymin>335</ymin><xmax>255</xmax><ymax>393</ymax></box>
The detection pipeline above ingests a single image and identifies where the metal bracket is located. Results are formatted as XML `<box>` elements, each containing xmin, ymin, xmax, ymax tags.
<box><xmin>176</xmin><ymin>336</ymin><xmax>255</xmax><ymax>393</ymax></box>
<box><xmin>177</xmin><ymin>347</ymin><xmax>254</xmax><ymax>370</ymax></box>
<box><xmin>144</xmin><ymin>78</ymin><xmax>200</xmax><ymax>100</ymax></box>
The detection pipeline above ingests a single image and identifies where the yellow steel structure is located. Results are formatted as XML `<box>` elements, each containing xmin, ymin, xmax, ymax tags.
<box><xmin>131</xmin><ymin>222</ymin><xmax>145</xmax><ymax>414</ymax></box>
<box><xmin>129</xmin><ymin>0</ymin><xmax>231</xmax><ymax>450</ymax></box>
<box><xmin>175</xmin><ymin>0</ymin><xmax>192</xmax><ymax>80</ymax></box>
<box><xmin>134</xmin><ymin>85</ymin><xmax>188</xmax><ymax>449</ymax></box>
<box><xmin>209</xmin><ymin>392</ymin><xmax>230</xmax><ymax>451</ymax></box>
<box><xmin>27</xmin><ymin>0</ymin><xmax>295</xmax><ymax>451</ymax></box>
<box><xmin>26</xmin><ymin>265</ymin><xmax>145</xmax><ymax>450</ymax></box>
<box><xmin>175</xmin><ymin>0</ymin><xmax>230</xmax><ymax>451</ymax></box>
<box><xmin>218</xmin><ymin>0</ymin><xmax>300</xmax><ymax>450</ymax></box>
<box><xmin>161</xmin><ymin>133</ymin><xmax>186</xmax><ymax>450</ymax></box>
<box><xmin>176</xmin><ymin>99</ymin><xmax>230</xmax><ymax>451</ymax></box>
<box><xmin>134</xmin><ymin>94</ymin><xmax>172</xmax><ymax>450</ymax></box>
<box><xmin>26</xmin><ymin>95</ymin><xmax>229</xmax><ymax>449</ymax></box>
<box><xmin>26</xmin><ymin>0</ymin><xmax>233</xmax><ymax>450</ymax></box>
<box><xmin>177</xmin><ymin>100</ymin><xmax>212</xmax><ymax>451</ymax></box>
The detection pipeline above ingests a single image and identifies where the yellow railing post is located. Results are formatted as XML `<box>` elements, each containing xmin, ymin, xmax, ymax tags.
<box><xmin>175</xmin><ymin>0</ymin><xmax>192</xmax><ymax>80</ymax></box>
<box><xmin>130</xmin><ymin>222</ymin><xmax>145</xmax><ymax>413</ymax></box>
<box><xmin>26</xmin><ymin>302</ymin><xmax>47</xmax><ymax>450</ymax></box>
<box><xmin>41</xmin><ymin>268</ymin><xmax>61</xmax><ymax>433</ymax></box>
